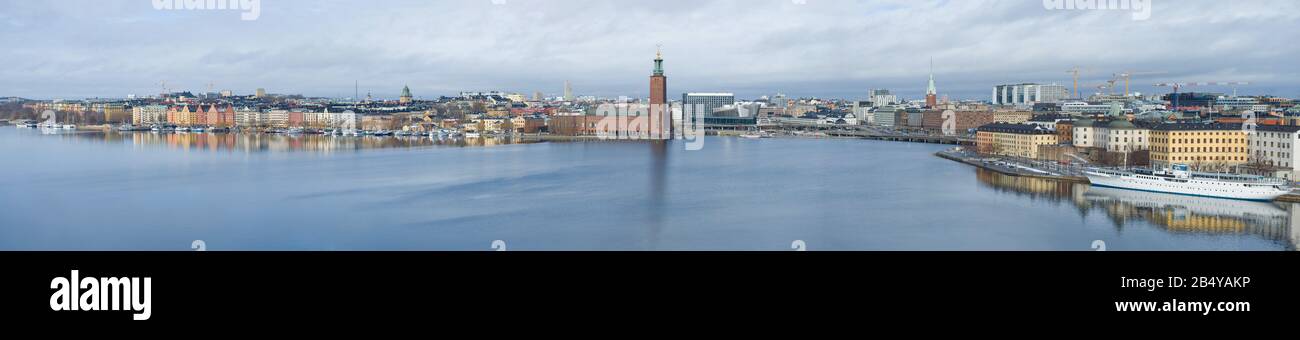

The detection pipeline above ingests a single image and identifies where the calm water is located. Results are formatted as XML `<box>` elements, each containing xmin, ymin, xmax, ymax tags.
<box><xmin>1</xmin><ymin>127</ymin><xmax>1295</xmax><ymax>251</ymax></box>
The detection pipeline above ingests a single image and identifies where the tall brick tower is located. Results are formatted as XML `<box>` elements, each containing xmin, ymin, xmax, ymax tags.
<box><xmin>650</xmin><ymin>46</ymin><xmax>668</xmax><ymax>139</ymax></box>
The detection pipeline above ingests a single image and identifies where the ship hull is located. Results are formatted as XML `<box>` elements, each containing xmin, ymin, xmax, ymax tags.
<box><xmin>1084</xmin><ymin>171</ymin><xmax>1288</xmax><ymax>202</ymax></box>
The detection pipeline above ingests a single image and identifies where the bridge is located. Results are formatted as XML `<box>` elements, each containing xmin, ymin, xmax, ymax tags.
<box><xmin>756</xmin><ymin>123</ymin><xmax>974</xmax><ymax>146</ymax></box>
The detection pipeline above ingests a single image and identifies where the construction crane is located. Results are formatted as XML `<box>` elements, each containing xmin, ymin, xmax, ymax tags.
<box><xmin>1153</xmin><ymin>82</ymin><xmax>1250</xmax><ymax>109</ymax></box>
<box><xmin>1066</xmin><ymin>67</ymin><xmax>1092</xmax><ymax>99</ymax></box>
<box><xmin>1114</xmin><ymin>71</ymin><xmax>1165</xmax><ymax>97</ymax></box>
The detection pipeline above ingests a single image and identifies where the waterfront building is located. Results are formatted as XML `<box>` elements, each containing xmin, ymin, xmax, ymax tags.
<box><xmin>548</xmin><ymin>115</ymin><xmax>604</xmax><ymax>136</ymax></box>
<box><xmin>650</xmin><ymin>48</ymin><xmax>669</xmax><ymax>138</ymax></box>
<box><xmin>470</xmin><ymin>118</ymin><xmax>508</xmax><ymax>133</ymax></box>
<box><xmin>1055</xmin><ymin>120</ymin><xmax>1074</xmax><ymax>145</ymax></box>
<box><xmin>757</xmin><ymin>107</ymin><xmax>787</xmax><ymax>121</ymax></box>
<box><xmin>682</xmin><ymin>93</ymin><xmax>734</xmax><ymax>117</ymax></box>
<box><xmin>874</xmin><ymin>108</ymin><xmax>898</xmax><ymax>127</ymax></box>
<box><xmin>975</xmin><ymin>123</ymin><xmax>1059</xmax><ymax>159</ymax></box>
<box><xmin>234</xmin><ymin>108</ymin><xmax>260</xmax><ymax>127</ymax></box>
<box><xmin>851</xmin><ymin>101</ymin><xmax>872</xmax><ymax>124</ymax></box>
<box><xmin>104</xmin><ymin>103</ymin><xmax>131</xmax><ymax>124</ymax></box>
<box><xmin>263</xmin><ymin>110</ymin><xmax>290</xmax><ymax>128</ymax></box>
<box><xmin>512</xmin><ymin>116</ymin><xmax>546</xmax><ymax>133</ymax></box>
<box><xmin>360</xmin><ymin>114</ymin><xmax>394</xmax><ymax>131</ymax></box>
<box><xmin>167</xmin><ymin>105</ymin><xmax>195</xmax><ymax>126</ymax></box>
<box><xmin>920</xmin><ymin>110</ymin><xmax>994</xmax><ymax>135</ymax></box>
<box><xmin>1244</xmin><ymin>125</ymin><xmax>1300</xmax><ymax>180</ymax></box>
<box><xmin>907</xmin><ymin>110</ymin><xmax>924</xmax><ymax>128</ymax></box>
<box><xmin>1149</xmin><ymin>123</ymin><xmax>1247</xmax><ymax>170</ymax></box>
<box><xmin>288</xmin><ymin>111</ymin><xmax>305</xmax><ymax>128</ymax></box>
<box><xmin>205</xmin><ymin>104</ymin><xmax>236</xmax><ymax>127</ymax></box>
<box><xmin>132</xmin><ymin>105</ymin><xmax>168</xmax><ymax>126</ymax></box>
<box><xmin>1072</xmin><ymin>118</ymin><xmax>1102</xmax><ymax>148</ymax></box>
<box><xmin>1098</xmin><ymin>120</ymin><xmax>1150</xmax><ymax>153</ymax></box>
<box><xmin>895</xmin><ymin>110</ymin><xmax>913</xmax><ymax>127</ymax></box>
<box><xmin>992</xmin><ymin>83</ymin><xmax>1068</xmax><ymax>105</ymax></box>
<box><xmin>303</xmin><ymin>111</ymin><xmax>331</xmax><ymax>128</ymax></box>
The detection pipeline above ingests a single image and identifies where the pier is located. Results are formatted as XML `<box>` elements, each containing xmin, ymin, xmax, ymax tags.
<box><xmin>935</xmin><ymin>149</ymin><xmax>1089</xmax><ymax>183</ymax></box>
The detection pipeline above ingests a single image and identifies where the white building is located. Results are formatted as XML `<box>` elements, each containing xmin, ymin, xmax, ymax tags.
<box><xmin>234</xmin><ymin>108</ymin><xmax>260</xmax><ymax>127</ymax></box>
<box><xmin>1072</xmin><ymin>119</ymin><xmax>1102</xmax><ymax>148</ymax></box>
<box><xmin>330</xmin><ymin>110</ymin><xmax>360</xmax><ymax>130</ymax></box>
<box><xmin>873</xmin><ymin>107</ymin><xmax>898</xmax><ymax>127</ymax></box>
<box><xmin>869</xmin><ymin>89</ymin><xmax>897</xmax><ymax>108</ymax></box>
<box><xmin>1247</xmin><ymin>125</ymin><xmax>1300</xmax><ymax>180</ymax></box>
<box><xmin>851</xmin><ymin>101</ymin><xmax>873</xmax><ymax>125</ymax></box>
<box><xmin>1062</xmin><ymin>102</ymin><xmax>1113</xmax><ymax>115</ymax></box>
<box><xmin>131</xmin><ymin>105</ymin><xmax>168</xmax><ymax>125</ymax></box>
<box><xmin>1098</xmin><ymin>120</ymin><xmax>1150</xmax><ymax>153</ymax></box>
<box><xmin>992</xmin><ymin>83</ymin><xmax>1068</xmax><ymax>105</ymax></box>
<box><xmin>1216</xmin><ymin>97</ymin><xmax>1271</xmax><ymax>112</ymax></box>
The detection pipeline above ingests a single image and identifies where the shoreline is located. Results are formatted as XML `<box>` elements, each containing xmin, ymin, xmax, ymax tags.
<box><xmin>935</xmin><ymin>149</ymin><xmax>1300</xmax><ymax>203</ymax></box>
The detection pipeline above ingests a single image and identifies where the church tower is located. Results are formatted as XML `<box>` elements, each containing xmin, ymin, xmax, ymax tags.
<box><xmin>925</xmin><ymin>59</ymin><xmax>938</xmax><ymax>109</ymax></box>
<box><xmin>400</xmin><ymin>85</ymin><xmax>413</xmax><ymax>104</ymax></box>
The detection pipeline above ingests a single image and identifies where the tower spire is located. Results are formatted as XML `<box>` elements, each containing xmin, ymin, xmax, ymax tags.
<box><xmin>926</xmin><ymin>58</ymin><xmax>937</xmax><ymax>95</ymax></box>
<box><xmin>653</xmin><ymin>44</ymin><xmax>664</xmax><ymax>76</ymax></box>
<box><xmin>924</xmin><ymin>57</ymin><xmax>938</xmax><ymax>108</ymax></box>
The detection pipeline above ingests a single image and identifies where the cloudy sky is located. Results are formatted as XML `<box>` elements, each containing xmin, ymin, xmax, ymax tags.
<box><xmin>1</xmin><ymin>0</ymin><xmax>1297</xmax><ymax>100</ymax></box>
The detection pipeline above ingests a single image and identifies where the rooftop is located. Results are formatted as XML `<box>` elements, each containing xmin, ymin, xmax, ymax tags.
<box><xmin>1254</xmin><ymin>125</ymin><xmax>1300</xmax><ymax>133</ymax></box>
<box><xmin>1150</xmin><ymin>123</ymin><xmax>1242</xmax><ymax>131</ymax></box>
<box><xmin>977</xmin><ymin>123</ymin><xmax>1055</xmax><ymax>135</ymax></box>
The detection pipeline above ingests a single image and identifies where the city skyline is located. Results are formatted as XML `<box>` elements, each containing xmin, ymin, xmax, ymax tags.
<box><xmin>3</xmin><ymin>0</ymin><xmax>1299</xmax><ymax>100</ymax></box>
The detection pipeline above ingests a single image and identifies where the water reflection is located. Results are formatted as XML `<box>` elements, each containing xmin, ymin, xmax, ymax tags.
<box><xmin>646</xmin><ymin>141</ymin><xmax>670</xmax><ymax>248</ymax></box>
<box><xmin>43</xmin><ymin>130</ymin><xmax>538</xmax><ymax>153</ymax></box>
<box><xmin>976</xmin><ymin>168</ymin><xmax>1299</xmax><ymax>250</ymax></box>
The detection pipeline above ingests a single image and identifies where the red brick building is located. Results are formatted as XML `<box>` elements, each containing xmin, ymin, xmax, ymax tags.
<box><xmin>548</xmin><ymin>115</ymin><xmax>605</xmax><ymax>136</ymax></box>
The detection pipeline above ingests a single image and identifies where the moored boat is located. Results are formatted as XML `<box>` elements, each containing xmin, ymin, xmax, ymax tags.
<box><xmin>1083</xmin><ymin>164</ymin><xmax>1290</xmax><ymax>201</ymax></box>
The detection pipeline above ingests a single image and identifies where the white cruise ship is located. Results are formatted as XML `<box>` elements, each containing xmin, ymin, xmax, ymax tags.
<box><xmin>1084</xmin><ymin>164</ymin><xmax>1290</xmax><ymax>201</ymax></box>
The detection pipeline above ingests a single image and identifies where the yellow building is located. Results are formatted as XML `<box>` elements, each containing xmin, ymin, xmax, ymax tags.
<box><xmin>104</xmin><ymin>104</ymin><xmax>130</xmax><ymax>123</ymax></box>
<box><xmin>1149</xmin><ymin>123</ymin><xmax>1247</xmax><ymax>171</ymax></box>
<box><xmin>976</xmin><ymin>123</ymin><xmax>1058</xmax><ymax>159</ymax></box>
